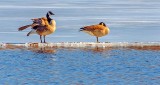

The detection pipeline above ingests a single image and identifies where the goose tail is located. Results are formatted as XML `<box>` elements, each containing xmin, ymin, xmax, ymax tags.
<box><xmin>18</xmin><ymin>25</ymin><xmax>31</xmax><ymax>31</ymax></box>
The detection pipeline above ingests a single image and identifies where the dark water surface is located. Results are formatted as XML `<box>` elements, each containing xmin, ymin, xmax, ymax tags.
<box><xmin>0</xmin><ymin>48</ymin><xmax>160</xmax><ymax>85</ymax></box>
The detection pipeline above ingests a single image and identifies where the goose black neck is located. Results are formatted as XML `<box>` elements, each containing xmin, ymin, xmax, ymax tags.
<box><xmin>46</xmin><ymin>13</ymin><xmax>52</xmax><ymax>23</ymax></box>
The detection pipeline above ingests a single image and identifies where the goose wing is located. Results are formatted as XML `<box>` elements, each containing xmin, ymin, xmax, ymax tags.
<box><xmin>18</xmin><ymin>25</ymin><xmax>32</xmax><ymax>31</ymax></box>
<box><xmin>36</xmin><ymin>25</ymin><xmax>48</xmax><ymax>32</ymax></box>
<box><xmin>18</xmin><ymin>18</ymin><xmax>44</xmax><ymax>31</ymax></box>
<box><xmin>81</xmin><ymin>25</ymin><xmax>104</xmax><ymax>31</ymax></box>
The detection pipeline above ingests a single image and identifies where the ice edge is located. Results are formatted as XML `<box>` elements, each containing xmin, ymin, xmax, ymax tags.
<box><xmin>1</xmin><ymin>42</ymin><xmax>160</xmax><ymax>49</ymax></box>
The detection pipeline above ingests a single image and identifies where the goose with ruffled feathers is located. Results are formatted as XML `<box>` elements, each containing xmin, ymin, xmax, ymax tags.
<box><xmin>80</xmin><ymin>22</ymin><xmax>110</xmax><ymax>43</ymax></box>
<box><xmin>18</xmin><ymin>11</ymin><xmax>56</xmax><ymax>43</ymax></box>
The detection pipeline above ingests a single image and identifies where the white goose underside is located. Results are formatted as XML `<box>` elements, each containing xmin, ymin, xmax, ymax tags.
<box><xmin>83</xmin><ymin>31</ymin><xmax>94</xmax><ymax>36</ymax></box>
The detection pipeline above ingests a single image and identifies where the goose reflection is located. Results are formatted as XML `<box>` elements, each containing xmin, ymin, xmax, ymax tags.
<box><xmin>82</xmin><ymin>46</ymin><xmax>113</xmax><ymax>53</ymax></box>
<box><xmin>28</xmin><ymin>47</ymin><xmax>57</xmax><ymax>54</ymax></box>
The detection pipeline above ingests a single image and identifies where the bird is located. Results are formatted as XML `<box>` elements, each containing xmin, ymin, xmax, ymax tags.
<box><xmin>80</xmin><ymin>22</ymin><xmax>110</xmax><ymax>43</ymax></box>
<box><xmin>18</xmin><ymin>11</ymin><xmax>56</xmax><ymax>43</ymax></box>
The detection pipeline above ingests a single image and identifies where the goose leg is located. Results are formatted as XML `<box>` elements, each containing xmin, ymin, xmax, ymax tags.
<box><xmin>43</xmin><ymin>35</ymin><xmax>46</xmax><ymax>43</ymax></box>
<box><xmin>96</xmin><ymin>37</ymin><xmax>99</xmax><ymax>43</ymax></box>
<box><xmin>40</xmin><ymin>35</ymin><xmax>42</xmax><ymax>43</ymax></box>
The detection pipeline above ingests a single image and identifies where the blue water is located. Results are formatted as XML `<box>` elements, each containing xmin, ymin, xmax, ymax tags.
<box><xmin>0</xmin><ymin>0</ymin><xmax>160</xmax><ymax>43</ymax></box>
<box><xmin>0</xmin><ymin>48</ymin><xmax>160</xmax><ymax>84</ymax></box>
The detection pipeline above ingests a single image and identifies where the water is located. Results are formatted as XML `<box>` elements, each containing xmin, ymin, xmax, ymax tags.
<box><xmin>0</xmin><ymin>0</ymin><xmax>160</xmax><ymax>43</ymax></box>
<box><xmin>0</xmin><ymin>47</ymin><xmax>160</xmax><ymax>85</ymax></box>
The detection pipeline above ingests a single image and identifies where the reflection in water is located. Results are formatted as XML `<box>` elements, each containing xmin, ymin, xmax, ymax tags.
<box><xmin>93</xmin><ymin>46</ymin><xmax>112</xmax><ymax>52</ymax></box>
<box><xmin>27</xmin><ymin>43</ymin><xmax>57</xmax><ymax>54</ymax></box>
<box><xmin>28</xmin><ymin>47</ymin><xmax>56</xmax><ymax>54</ymax></box>
<box><xmin>82</xmin><ymin>46</ymin><xmax>113</xmax><ymax>53</ymax></box>
<box><xmin>0</xmin><ymin>43</ymin><xmax>57</xmax><ymax>54</ymax></box>
<box><xmin>128</xmin><ymin>46</ymin><xmax>160</xmax><ymax>51</ymax></box>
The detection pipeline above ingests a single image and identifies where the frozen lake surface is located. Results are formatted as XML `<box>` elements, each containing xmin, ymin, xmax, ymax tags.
<box><xmin>0</xmin><ymin>0</ymin><xmax>160</xmax><ymax>43</ymax></box>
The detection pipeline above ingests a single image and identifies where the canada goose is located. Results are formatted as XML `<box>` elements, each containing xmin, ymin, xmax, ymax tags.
<box><xmin>18</xmin><ymin>11</ymin><xmax>56</xmax><ymax>43</ymax></box>
<box><xmin>80</xmin><ymin>22</ymin><xmax>110</xmax><ymax>43</ymax></box>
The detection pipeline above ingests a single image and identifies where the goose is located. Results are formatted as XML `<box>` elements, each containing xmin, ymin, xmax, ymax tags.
<box><xmin>18</xmin><ymin>11</ymin><xmax>56</xmax><ymax>43</ymax></box>
<box><xmin>80</xmin><ymin>22</ymin><xmax>110</xmax><ymax>43</ymax></box>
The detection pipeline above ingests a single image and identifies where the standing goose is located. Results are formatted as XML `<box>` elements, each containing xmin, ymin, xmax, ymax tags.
<box><xmin>80</xmin><ymin>22</ymin><xmax>110</xmax><ymax>43</ymax></box>
<box><xmin>34</xmin><ymin>17</ymin><xmax>56</xmax><ymax>43</ymax></box>
<box><xmin>18</xmin><ymin>11</ymin><xmax>56</xmax><ymax>43</ymax></box>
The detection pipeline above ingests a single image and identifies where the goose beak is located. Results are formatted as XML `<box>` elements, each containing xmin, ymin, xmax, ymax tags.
<box><xmin>51</xmin><ymin>12</ymin><xmax>55</xmax><ymax>15</ymax></box>
<box><xmin>48</xmin><ymin>11</ymin><xmax>55</xmax><ymax>15</ymax></box>
<box><xmin>79</xmin><ymin>28</ymin><xmax>84</xmax><ymax>32</ymax></box>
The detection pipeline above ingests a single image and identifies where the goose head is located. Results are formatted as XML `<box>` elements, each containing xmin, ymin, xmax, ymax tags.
<box><xmin>46</xmin><ymin>11</ymin><xmax>54</xmax><ymax>23</ymax></box>
<box><xmin>48</xmin><ymin>11</ymin><xmax>54</xmax><ymax>15</ymax></box>
<box><xmin>99</xmin><ymin>22</ymin><xmax>106</xmax><ymax>27</ymax></box>
<box><xmin>46</xmin><ymin>11</ymin><xmax>54</xmax><ymax>18</ymax></box>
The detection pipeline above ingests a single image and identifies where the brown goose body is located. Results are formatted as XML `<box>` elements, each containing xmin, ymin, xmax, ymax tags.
<box><xmin>80</xmin><ymin>22</ymin><xmax>110</xmax><ymax>42</ymax></box>
<box><xmin>31</xmin><ymin>17</ymin><xmax>56</xmax><ymax>36</ymax></box>
<box><xmin>18</xmin><ymin>11</ymin><xmax>56</xmax><ymax>43</ymax></box>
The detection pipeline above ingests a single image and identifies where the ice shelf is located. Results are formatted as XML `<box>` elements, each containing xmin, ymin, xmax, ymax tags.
<box><xmin>0</xmin><ymin>42</ymin><xmax>160</xmax><ymax>49</ymax></box>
